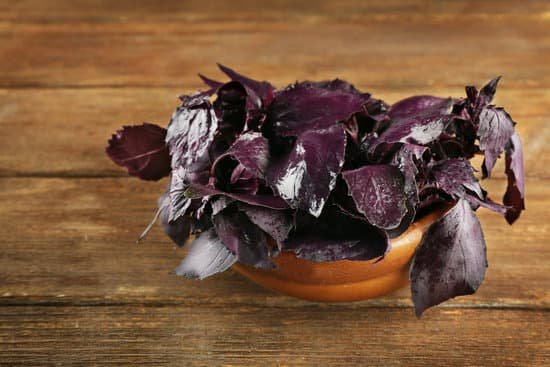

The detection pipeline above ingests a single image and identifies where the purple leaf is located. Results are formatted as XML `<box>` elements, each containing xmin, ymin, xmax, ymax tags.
<box><xmin>166</xmin><ymin>95</ymin><xmax>218</xmax><ymax>171</ymax></box>
<box><xmin>238</xmin><ymin>203</ymin><xmax>293</xmax><ymax>246</ymax></box>
<box><xmin>373</xmin><ymin>97</ymin><xmax>453</xmax><ymax>147</ymax></box>
<box><xmin>198</xmin><ymin>74</ymin><xmax>224</xmax><ymax>89</ymax></box>
<box><xmin>478</xmin><ymin>106</ymin><xmax>515</xmax><ymax>177</ymax></box>
<box><xmin>427</xmin><ymin>159</ymin><xmax>483</xmax><ymax>200</ymax></box>
<box><xmin>283</xmin><ymin>207</ymin><xmax>388</xmax><ymax>262</ymax></box>
<box><xmin>389</xmin><ymin>96</ymin><xmax>451</xmax><ymax>119</ymax></box>
<box><xmin>479</xmin><ymin>76</ymin><xmax>500</xmax><ymax>103</ymax></box>
<box><xmin>185</xmin><ymin>183</ymin><xmax>289</xmax><ymax>210</ymax></box>
<box><xmin>503</xmin><ymin>133</ymin><xmax>525</xmax><ymax>224</ymax></box>
<box><xmin>466</xmin><ymin>76</ymin><xmax>501</xmax><ymax>121</ymax></box>
<box><xmin>466</xmin><ymin>192</ymin><xmax>508</xmax><ymax>215</ymax></box>
<box><xmin>217</xmin><ymin>63</ymin><xmax>275</xmax><ymax>107</ymax></box>
<box><xmin>169</xmin><ymin>167</ymin><xmax>193</xmax><ymax>221</ymax></box>
<box><xmin>210</xmin><ymin>196</ymin><xmax>235</xmax><ymax>216</ymax></box>
<box><xmin>213</xmin><ymin>207</ymin><xmax>273</xmax><ymax>269</ymax></box>
<box><xmin>213</xmin><ymin>81</ymin><xmax>248</xmax><ymax>136</ymax></box>
<box><xmin>212</xmin><ymin>132</ymin><xmax>270</xmax><ymax>193</ymax></box>
<box><xmin>267</xmin><ymin>124</ymin><xmax>347</xmax><ymax>217</ymax></box>
<box><xmin>342</xmin><ymin>165</ymin><xmax>408</xmax><ymax>230</ymax></box>
<box><xmin>174</xmin><ymin>228</ymin><xmax>237</xmax><ymax>279</ymax></box>
<box><xmin>267</xmin><ymin>81</ymin><xmax>370</xmax><ymax>137</ymax></box>
<box><xmin>386</xmin><ymin>144</ymin><xmax>428</xmax><ymax>237</ymax></box>
<box><xmin>106</xmin><ymin>123</ymin><xmax>171</xmax><ymax>181</ymax></box>
<box><xmin>157</xmin><ymin>192</ymin><xmax>191</xmax><ymax>247</ymax></box>
<box><xmin>410</xmin><ymin>199</ymin><xmax>487</xmax><ymax>316</ymax></box>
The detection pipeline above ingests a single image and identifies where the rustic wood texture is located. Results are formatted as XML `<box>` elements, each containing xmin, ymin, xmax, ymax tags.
<box><xmin>0</xmin><ymin>1</ymin><xmax>549</xmax><ymax>366</ymax></box>
<box><xmin>1</xmin><ymin>306</ymin><xmax>548</xmax><ymax>366</ymax></box>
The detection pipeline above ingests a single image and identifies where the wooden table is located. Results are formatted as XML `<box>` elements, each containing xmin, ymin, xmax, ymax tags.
<box><xmin>1</xmin><ymin>1</ymin><xmax>549</xmax><ymax>365</ymax></box>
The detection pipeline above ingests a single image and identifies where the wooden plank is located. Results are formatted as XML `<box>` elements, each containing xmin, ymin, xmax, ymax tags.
<box><xmin>0</xmin><ymin>16</ymin><xmax>548</xmax><ymax>88</ymax></box>
<box><xmin>0</xmin><ymin>305</ymin><xmax>548</xmax><ymax>366</ymax></box>
<box><xmin>0</xmin><ymin>0</ymin><xmax>548</xmax><ymax>22</ymax></box>
<box><xmin>0</xmin><ymin>177</ymin><xmax>547</xmax><ymax>308</ymax></box>
<box><xmin>0</xmin><ymin>87</ymin><xmax>548</xmax><ymax>178</ymax></box>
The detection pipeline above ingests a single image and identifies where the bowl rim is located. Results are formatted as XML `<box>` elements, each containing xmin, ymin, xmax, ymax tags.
<box><xmin>232</xmin><ymin>205</ymin><xmax>450</xmax><ymax>302</ymax></box>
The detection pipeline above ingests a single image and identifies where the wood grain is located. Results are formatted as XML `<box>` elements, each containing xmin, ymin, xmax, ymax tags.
<box><xmin>1</xmin><ymin>87</ymin><xmax>548</xmax><ymax>178</ymax></box>
<box><xmin>1</xmin><ymin>0</ymin><xmax>549</xmax><ymax>21</ymax></box>
<box><xmin>0</xmin><ymin>305</ymin><xmax>548</xmax><ymax>366</ymax></box>
<box><xmin>0</xmin><ymin>177</ymin><xmax>547</xmax><ymax>308</ymax></box>
<box><xmin>0</xmin><ymin>15</ymin><xmax>548</xmax><ymax>88</ymax></box>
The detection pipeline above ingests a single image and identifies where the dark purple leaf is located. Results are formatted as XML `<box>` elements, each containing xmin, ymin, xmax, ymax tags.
<box><xmin>386</xmin><ymin>144</ymin><xmax>428</xmax><ymax>237</ymax></box>
<box><xmin>238</xmin><ymin>203</ymin><xmax>293</xmax><ymax>246</ymax></box>
<box><xmin>185</xmin><ymin>183</ymin><xmax>289</xmax><ymax>210</ymax></box>
<box><xmin>342</xmin><ymin>165</ymin><xmax>408</xmax><ymax>230</ymax></box>
<box><xmin>213</xmin><ymin>207</ymin><xmax>272</xmax><ymax>269</ymax></box>
<box><xmin>390</xmin><ymin>144</ymin><xmax>428</xmax><ymax>196</ymax></box>
<box><xmin>157</xmin><ymin>192</ymin><xmax>191</xmax><ymax>247</ymax></box>
<box><xmin>174</xmin><ymin>228</ymin><xmax>237</xmax><ymax>279</ymax></box>
<box><xmin>410</xmin><ymin>199</ymin><xmax>487</xmax><ymax>316</ymax></box>
<box><xmin>479</xmin><ymin>76</ymin><xmax>500</xmax><ymax>104</ymax></box>
<box><xmin>389</xmin><ymin>96</ymin><xmax>450</xmax><ymax>119</ymax></box>
<box><xmin>428</xmin><ymin>159</ymin><xmax>483</xmax><ymax>200</ymax></box>
<box><xmin>198</xmin><ymin>74</ymin><xmax>224</xmax><ymax>89</ymax></box>
<box><xmin>466</xmin><ymin>192</ymin><xmax>508</xmax><ymax>215</ymax></box>
<box><xmin>283</xmin><ymin>207</ymin><xmax>388</xmax><ymax>261</ymax></box>
<box><xmin>372</xmin><ymin>97</ymin><xmax>453</xmax><ymax>148</ymax></box>
<box><xmin>210</xmin><ymin>196</ymin><xmax>235</xmax><ymax>216</ymax></box>
<box><xmin>106</xmin><ymin>123</ymin><xmax>171</xmax><ymax>181</ymax></box>
<box><xmin>466</xmin><ymin>76</ymin><xmax>501</xmax><ymax>121</ymax></box>
<box><xmin>267</xmin><ymin>81</ymin><xmax>370</xmax><ymax>137</ymax></box>
<box><xmin>503</xmin><ymin>133</ymin><xmax>525</xmax><ymax>224</ymax></box>
<box><xmin>218</xmin><ymin>63</ymin><xmax>275</xmax><ymax>107</ymax></box>
<box><xmin>267</xmin><ymin>124</ymin><xmax>347</xmax><ymax>217</ymax></box>
<box><xmin>478</xmin><ymin>106</ymin><xmax>515</xmax><ymax>177</ymax></box>
<box><xmin>212</xmin><ymin>132</ymin><xmax>270</xmax><ymax>193</ymax></box>
<box><xmin>166</xmin><ymin>95</ymin><xmax>218</xmax><ymax>171</ymax></box>
<box><xmin>169</xmin><ymin>167</ymin><xmax>193</xmax><ymax>221</ymax></box>
<box><xmin>213</xmin><ymin>81</ymin><xmax>248</xmax><ymax>136</ymax></box>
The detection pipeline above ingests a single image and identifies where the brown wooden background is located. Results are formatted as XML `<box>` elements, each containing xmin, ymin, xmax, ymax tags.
<box><xmin>0</xmin><ymin>1</ymin><xmax>549</xmax><ymax>365</ymax></box>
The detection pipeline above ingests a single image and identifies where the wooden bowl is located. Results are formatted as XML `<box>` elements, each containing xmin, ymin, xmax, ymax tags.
<box><xmin>232</xmin><ymin>207</ymin><xmax>447</xmax><ymax>302</ymax></box>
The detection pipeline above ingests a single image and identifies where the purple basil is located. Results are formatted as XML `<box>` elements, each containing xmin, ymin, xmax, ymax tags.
<box><xmin>503</xmin><ymin>132</ymin><xmax>525</xmax><ymax>224</ymax></box>
<box><xmin>478</xmin><ymin>106</ymin><xmax>516</xmax><ymax>177</ymax></box>
<box><xmin>426</xmin><ymin>158</ymin><xmax>483</xmax><ymax>200</ymax></box>
<box><xmin>106</xmin><ymin>68</ymin><xmax>525</xmax><ymax>316</ymax></box>
<box><xmin>266</xmin><ymin>80</ymin><xmax>371</xmax><ymax>137</ymax></box>
<box><xmin>267</xmin><ymin>124</ymin><xmax>346</xmax><ymax>217</ymax></box>
<box><xmin>372</xmin><ymin>96</ymin><xmax>453</xmax><ymax>147</ymax></box>
<box><xmin>410</xmin><ymin>199</ymin><xmax>487</xmax><ymax>316</ymax></box>
<box><xmin>284</xmin><ymin>207</ymin><xmax>389</xmax><ymax>262</ymax></box>
<box><xmin>213</xmin><ymin>207</ymin><xmax>273</xmax><ymax>269</ymax></box>
<box><xmin>212</xmin><ymin>131</ymin><xmax>269</xmax><ymax>194</ymax></box>
<box><xmin>166</xmin><ymin>94</ymin><xmax>218</xmax><ymax>171</ymax></box>
<box><xmin>106</xmin><ymin>123</ymin><xmax>171</xmax><ymax>180</ymax></box>
<box><xmin>217</xmin><ymin>63</ymin><xmax>275</xmax><ymax>108</ymax></box>
<box><xmin>342</xmin><ymin>165</ymin><xmax>408</xmax><ymax>230</ymax></box>
<box><xmin>174</xmin><ymin>229</ymin><xmax>237</xmax><ymax>279</ymax></box>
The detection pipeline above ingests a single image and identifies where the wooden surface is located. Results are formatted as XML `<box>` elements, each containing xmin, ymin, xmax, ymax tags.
<box><xmin>0</xmin><ymin>1</ymin><xmax>548</xmax><ymax>365</ymax></box>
